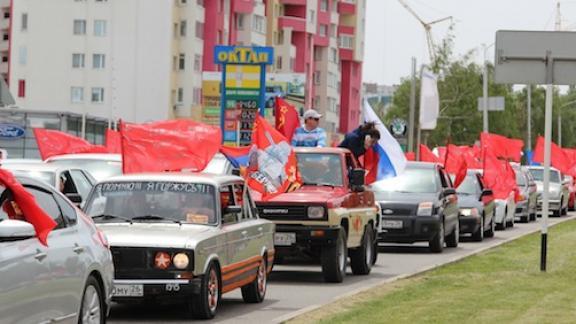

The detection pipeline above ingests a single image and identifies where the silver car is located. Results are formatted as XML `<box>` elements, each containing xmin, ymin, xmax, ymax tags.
<box><xmin>0</xmin><ymin>176</ymin><xmax>114</xmax><ymax>324</ymax></box>
<box><xmin>83</xmin><ymin>173</ymin><xmax>275</xmax><ymax>319</ymax></box>
<box><xmin>46</xmin><ymin>154</ymin><xmax>123</xmax><ymax>182</ymax></box>
<box><xmin>527</xmin><ymin>166</ymin><xmax>570</xmax><ymax>217</ymax></box>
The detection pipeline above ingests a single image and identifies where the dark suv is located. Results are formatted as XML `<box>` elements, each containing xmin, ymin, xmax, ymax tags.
<box><xmin>370</xmin><ymin>162</ymin><xmax>459</xmax><ymax>253</ymax></box>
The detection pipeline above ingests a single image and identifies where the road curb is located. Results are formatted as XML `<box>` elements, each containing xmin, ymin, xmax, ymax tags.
<box><xmin>272</xmin><ymin>216</ymin><xmax>575</xmax><ymax>324</ymax></box>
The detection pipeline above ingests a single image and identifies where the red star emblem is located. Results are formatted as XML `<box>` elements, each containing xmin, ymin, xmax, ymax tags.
<box><xmin>155</xmin><ymin>252</ymin><xmax>171</xmax><ymax>269</ymax></box>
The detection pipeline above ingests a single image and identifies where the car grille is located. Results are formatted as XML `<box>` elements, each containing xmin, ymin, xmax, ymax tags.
<box><xmin>257</xmin><ymin>205</ymin><xmax>326</xmax><ymax>221</ymax></box>
<box><xmin>110</xmin><ymin>247</ymin><xmax>194</xmax><ymax>278</ymax></box>
<box><xmin>111</xmin><ymin>247</ymin><xmax>148</xmax><ymax>270</ymax></box>
<box><xmin>379</xmin><ymin>203</ymin><xmax>417</xmax><ymax>216</ymax></box>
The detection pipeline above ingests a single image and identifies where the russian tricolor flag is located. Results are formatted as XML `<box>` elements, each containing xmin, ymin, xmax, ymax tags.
<box><xmin>220</xmin><ymin>146</ymin><xmax>251</xmax><ymax>168</ymax></box>
<box><xmin>363</xmin><ymin>100</ymin><xmax>407</xmax><ymax>183</ymax></box>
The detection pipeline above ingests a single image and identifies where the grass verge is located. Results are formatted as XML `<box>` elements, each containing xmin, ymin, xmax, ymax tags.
<box><xmin>288</xmin><ymin>219</ymin><xmax>576</xmax><ymax>324</ymax></box>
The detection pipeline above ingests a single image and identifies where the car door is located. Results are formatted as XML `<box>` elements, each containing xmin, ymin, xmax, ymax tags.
<box><xmin>438</xmin><ymin>167</ymin><xmax>458</xmax><ymax>232</ymax></box>
<box><xmin>26</xmin><ymin>185</ymin><xmax>83</xmax><ymax>322</ymax></box>
<box><xmin>477</xmin><ymin>174</ymin><xmax>495</xmax><ymax>228</ymax></box>
<box><xmin>67</xmin><ymin>169</ymin><xmax>95</xmax><ymax>203</ymax></box>
<box><xmin>0</xmin><ymin>190</ymin><xmax>53</xmax><ymax>324</ymax></box>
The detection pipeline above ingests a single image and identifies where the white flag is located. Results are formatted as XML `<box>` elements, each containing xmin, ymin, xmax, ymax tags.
<box><xmin>419</xmin><ymin>67</ymin><xmax>439</xmax><ymax>130</ymax></box>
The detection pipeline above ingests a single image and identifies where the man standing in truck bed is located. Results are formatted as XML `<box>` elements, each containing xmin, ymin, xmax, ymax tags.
<box><xmin>291</xmin><ymin>109</ymin><xmax>327</xmax><ymax>147</ymax></box>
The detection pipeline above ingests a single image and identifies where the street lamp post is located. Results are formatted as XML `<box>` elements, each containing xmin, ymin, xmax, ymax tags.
<box><xmin>482</xmin><ymin>43</ymin><xmax>495</xmax><ymax>133</ymax></box>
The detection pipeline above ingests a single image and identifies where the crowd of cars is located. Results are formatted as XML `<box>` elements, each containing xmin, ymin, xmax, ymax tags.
<box><xmin>0</xmin><ymin>149</ymin><xmax>572</xmax><ymax>322</ymax></box>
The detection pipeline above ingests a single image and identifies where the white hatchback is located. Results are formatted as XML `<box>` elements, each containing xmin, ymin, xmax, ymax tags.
<box><xmin>0</xmin><ymin>176</ymin><xmax>114</xmax><ymax>324</ymax></box>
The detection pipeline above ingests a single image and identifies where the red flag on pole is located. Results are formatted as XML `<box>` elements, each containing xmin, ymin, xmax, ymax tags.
<box><xmin>33</xmin><ymin>128</ymin><xmax>108</xmax><ymax>160</ymax></box>
<box><xmin>120</xmin><ymin>120</ymin><xmax>222</xmax><ymax>174</ymax></box>
<box><xmin>405</xmin><ymin>152</ymin><xmax>416</xmax><ymax>161</ymax></box>
<box><xmin>419</xmin><ymin>144</ymin><xmax>439</xmax><ymax>163</ymax></box>
<box><xmin>0</xmin><ymin>169</ymin><xmax>57</xmax><ymax>246</ymax></box>
<box><xmin>274</xmin><ymin>97</ymin><xmax>300</xmax><ymax>142</ymax></box>
<box><xmin>105</xmin><ymin>129</ymin><xmax>122</xmax><ymax>154</ymax></box>
<box><xmin>246</xmin><ymin>116</ymin><xmax>301</xmax><ymax>200</ymax></box>
<box><xmin>482</xmin><ymin>149</ymin><xmax>515</xmax><ymax>200</ymax></box>
<box><xmin>533</xmin><ymin>136</ymin><xmax>570</xmax><ymax>173</ymax></box>
<box><xmin>444</xmin><ymin>144</ymin><xmax>467</xmax><ymax>188</ymax></box>
<box><xmin>480</xmin><ymin>132</ymin><xmax>524</xmax><ymax>162</ymax></box>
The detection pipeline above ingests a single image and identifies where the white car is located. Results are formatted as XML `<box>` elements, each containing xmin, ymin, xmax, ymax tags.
<box><xmin>0</xmin><ymin>175</ymin><xmax>114</xmax><ymax>323</ymax></box>
<box><xmin>46</xmin><ymin>153</ymin><xmax>123</xmax><ymax>182</ymax></box>
<box><xmin>472</xmin><ymin>169</ymin><xmax>516</xmax><ymax>230</ymax></box>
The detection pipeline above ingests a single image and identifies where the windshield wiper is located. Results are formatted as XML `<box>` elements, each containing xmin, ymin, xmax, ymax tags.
<box><xmin>302</xmin><ymin>182</ymin><xmax>335</xmax><ymax>188</ymax></box>
<box><xmin>92</xmin><ymin>214</ymin><xmax>133</xmax><ymax>224</ymax></box>
<box><xmin>132</xmin><ymin>215</ymin><xmax>182</xmax><ymax>225</ymax></box>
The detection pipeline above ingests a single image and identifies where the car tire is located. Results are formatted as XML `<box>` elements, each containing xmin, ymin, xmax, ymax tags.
<box><xmin>350</xmin><ymin>225</ymin><xmax>374</xmax><ymax>275</ymax></box>
<box><xmin>472</xmin><ymin>216</ymin><xmax>484</xmax><ymax>242</ymax></box>
<box><xmin>429</xmin><ymin>222</ymin><xmax>445</xmax><ymax>253</ymax></box>
<box><xmin>79</xmin><ymin>276</ymin><xmax>105</xmax><ymax>324</ymax></box>
<box><xmin>530</xmin><ymin>212</ymin><xmax>536</xmax><ymax>222</ymax></box>
<box><xmin>190</xmin><ymin>262</ymin><xmax>220</xmax><ymax>319</ymax></box>
<box><xmin>445</xmin><ymin>220</ymin><xmax>459</xmax><ymax>248</ymax></box>
<box><xmin>371</xmin><ymin>230</ymin><xmax>379</xmax><ymax>266</ymax></box>
<box><xmin>241</xmin><ymin>258</ymin><xmax>267</xmax><ymax>303</ymax></box>
<box><xmin>321</xmin><ymin>228</ymin><xmax>347</xmax><ymax>283</ymax></box>
<box><xmin>485</xmin><ymin>216</ymin><xmax>495</xmax><ymax>238</ymax></box>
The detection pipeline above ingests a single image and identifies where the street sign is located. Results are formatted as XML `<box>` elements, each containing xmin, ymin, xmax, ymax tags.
<box><xmin>495</xmin><ymin>30</ymin><xmax>576</xmax><ymax>85</ymax></box>
<box><xmin>477</xmin><ymin>96</ymin><xmax>505</xmax><ymax>111</ymax></box>
<box><xmin>494</xmin><ymin>30</ymin><xmax>576</xmax><ymax>272</ymax></box>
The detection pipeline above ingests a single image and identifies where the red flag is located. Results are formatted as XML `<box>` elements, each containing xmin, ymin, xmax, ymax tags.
<box><xmin>33</xmin><ymin>128</ymin><xmax>108</xmax><ymax>160</ymax></box>
<box><xmin>436</xmin><ymin>146</ymin><xmax>447</xmax><ymax>162</ymax></box>
<box><xmin>105</xmin><ymin>129</ymin><xmax>122</xmax><ymax>154</ymax></box>
<box><xmin>120</xmin><ymin>120</ymin><xmax>222</xmax><ymax>174</ymax></box>
<box><xmin>274</xmin><ymin>97</ymin><xmax>301</xmax><ymax>142</ymax></box>
<box><xmin>405</xmin><ymin>152</ymin><xmax>416</xmax><ymax>161</ymax></box>
<box><xmin>458</xmin><ymin>145</ymin><xmax>482</xmax><ymax>169</ymax></box>
<box><xmin>482</xmin><ymin>150</ymin><xmax>515</xmax><ymax>199</ymax></box>
<box><xmin>419</xmin><ymin>144</ymin><xmax>439</xmax><ymax>163</ymax></box>
<box><xmin>246</xmin><ymin>116</ymin><xmax>301</xmax><ymax>200</ymax></box>
<box><xmin>0</xmin><ymin>169</ymin><xmax>57</xmax><ymax>246</ymax></box>
<box><xmin>533</xmin><ymin>136</ymin><xmax>570</xmax><ymax>173</ymax></box>
<box><xmin>445</xmin><ymin>144</ymin><xmax>467</xmax><ymax>188</ymax></box>
<box><xmin>480</xmin><ymin>132</ymin><xmax>523</xmax><ymax>162</ymax></box>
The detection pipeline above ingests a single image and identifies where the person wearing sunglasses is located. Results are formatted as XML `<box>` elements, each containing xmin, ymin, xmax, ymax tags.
<box><xmin>291</xmin><ymin>109</ymin><xmax>327</xmax><ymax>147</ymax></box>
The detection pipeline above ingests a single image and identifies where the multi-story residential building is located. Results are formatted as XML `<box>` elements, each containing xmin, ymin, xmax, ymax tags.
<box><xmin>266</xmin><ymin>0</ymin><xmax>365</xmax><ymax>134</ymax></box>
<box><xmin>6</xmin><ymin>0</ymin><xmax>205</xmax><ymax>123</ymax></box>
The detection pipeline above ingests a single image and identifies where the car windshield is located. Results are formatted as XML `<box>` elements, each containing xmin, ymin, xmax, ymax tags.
<box><xmin>529</xmin><ymin>169</ymin><xmax>560</xmax><ymax>183</ymax></box>
<box><xmin>84</xmin><ymin>181</ymin><xmax>218</xmax><ymax>225</ymax></box>
<box><xmin>7</xmin><ymin>169</ymin><xmax>55</xmax><ymax>186</ymax></box>
<box><xmin>48</xmin><ymin>159</ymin><xmax>122</xmax><ymax>182</ymax></box>
<box><xmin>296</xmin><ymin>153</ymin><xmax>344</xmax><ymax>186</ymax></box>
<box><xmin>456</xmin><ymin>175</ymin><xmax>479</xmax><ymax>195</ymax></box>
<box><xmin>370</xmin><ymin>167</ymin><xmax>437</xmax><ymax>193</ymax></box>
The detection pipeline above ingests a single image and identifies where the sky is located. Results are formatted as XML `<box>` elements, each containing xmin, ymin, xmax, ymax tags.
<box><xmin>363</xmin><ymin>0</ymin><xmax>576</xmax><ymax>85</ymax></box>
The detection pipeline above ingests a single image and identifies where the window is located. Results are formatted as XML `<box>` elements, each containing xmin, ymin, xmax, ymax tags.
<box><xmin>276</xmin><ymin>56</ymin><xmax>282</xmax><ymax>69</ymax></box>
<box><xmin>17</xmin><ymin>80</ymin><xmax>25</xmax><ymax>98</ymax></box>
<box><xmin>69</xmin><ymin>170</ymin><xmax>92</xmax><ymax>199</ymax></box>
<box><xmin>220</xmin><ymin>185</ymin><xmax>238</xmax><ymax>224</ymax></box>
<box><xmin>71</xmin><ymin>87</ymin><xmax>84</xmax><ymax>103</ymax></box>
<box><xmin>3</xmin><ymin>12</ymin><xmax>9</xmax><ymax>19</ymax></box>
<box><xmin>73</xmin><ymin>19</ymin><xmax>86</xmax><ymax>35</ymax></box>
<box><xmin>319</xmin><ymin>24</ymin><xmax>327</xmax><ymax>37</ymax></box>
<box><xmin>180</xmin><ymin>20</ymin><xmax>187</xmax><ymax>37</ymax></box>
<box><xmin>339</xmin><ymin>35</ymin><xmax>354</xmax><ymax>49</ymax></box>
<box><xmin>178</xmin><ymin>53</ymin><xmax>185</xmax><ymax>70</ymax></box>
<box><xmin>2</xmin><ymin>56</ymin><xmax>7</xmax><ymax>62</ymax></box>
<box><xmin>91</xmin><ymin>87</ymin><xmax>104</xmax><ymax>103</ymax></box>
<box><xmin>313</xmin><ymin>71</ymin><xmax>321</xmax><ymax>85</ymax></box>
<box><xmin>27</xmin><ymin>187</ymin><xmax>66</xmax><ymax>228</ymax></box>
<box><xmin>172</xmin><ymin>55</ymin><xmax>178</xmax><ymax>71</ymax></box>
<box><xmin>94</xmin><ymin>20</ymin><xmax>107</xmax><ymax>36</ymax></box>
<box><xmin>314</xmin><ymin>49</ymin><xmax>322</xmax><ymax>61</ymax></box>
<box><xmin>320</xmin><ymin>0</ymin><xmax>328</xmax><ymax>11</ymax></box>
<box><xmin>330</xmin><ymin>48</ymin><xmax>338</xmax><ymax>63</ymax></box>
<box><xmin>193</xmin><ymin>88</ymin><xmax>201</xmax><ymax>105</ymax></box>
<box><xmin>177</xmin><ymin>87</ymin><xmax>183</xmax><ymax>103</ymax></box>
<box><xmin>195</xmin><ymin>22</ymin><xmax>204</xmax><ymax>39</ymax></box>
<box><xmin>309</xmin><ymin>10</ymin><xmax>315</xmax><ymax>24</ymax></box>
<box><xmin>21</xmin><ymin>13</ymin><xmax>28</xmax><ymax>31</ymax></box>
<box><xmin>252</xmin><ymin>15</ymin><xmax>266</xmax><ymax>34</ymax></box>
<box><xmin>330</xmin><ymin>23</ymin><xmax>337</xmax><ymax>37</ymax></box>
<box><xmin>93</xmin><ymin>54</ymin><xmax>106</xmax><ymax>69</ymax></box>
<box><xmin>72</xmin><ymin>53</ymin><xmax>85</xmax><ymax>68</ymax></box>
<box><xmin>236</xmin><ymin>14</ymin><xmax>245</xmax><ymax>30</ymax></box>
<box><xmin>2</xmin><ymin>33</ymin><xmax>8</xmax><ymax>41</ymax></box>
<box><xmin>53</xmin><ymin>193</ymin><xmax>77</xmax><ymax>225</ymax></box>
<box><xmin>196</xmin><ymin>0</ymin><xmax>203</xmax><ymax>6</ymax></box>
<box><xmin>194</xmin><ymin>54</ymin><xmax>201</xmax><ymax>72</ymax></box>
<box><xmin>18</xmin><ymin>46</ymin><xmax>27</xmax><ymax>65</ymax></box>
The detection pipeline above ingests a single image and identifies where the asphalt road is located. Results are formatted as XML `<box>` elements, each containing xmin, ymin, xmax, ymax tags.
<box><xmin>108</xmin><ymin>214</ymin><xmax>574</xmax><ymax>324</ymax></box>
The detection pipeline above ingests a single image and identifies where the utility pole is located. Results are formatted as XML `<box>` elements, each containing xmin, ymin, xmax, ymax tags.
<box><xmin>527</xmin><ymin>85</ymin><xmax>532</xmax><ymax>152</ymax></box>
<box><xmin>482</xmin><ymin>44</ymin><xmax>493</xmax><ymax>132</ymax></box>
<box><xmin>408</xmin><ymin>57</ymin><xmax>417</xmax><ymax>153</ymax></box>
<box><xmin>556</xmin><ymin>1</ymin><xmax>562</xmax><ymax>147</ymax></box>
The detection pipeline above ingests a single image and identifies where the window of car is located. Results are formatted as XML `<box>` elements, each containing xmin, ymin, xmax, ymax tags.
<box><xmin>438</xmin><ymin>168</ymin><xmax>451</xmax><ymax>189</ymax></box>
<box><xmin>371</xmin><ymin>167</ymin><xmax>438</xmax><ymax>193</ymax></box>
<box><xmin>220</xmin><ymin>184</ymin><xmax>239</xmax><ymax>225</ymax></box>
<box><xmin>69</xmin><ymin>170</ymin><xmax>93</xmax><ymax>198</ymax></box>
<box><xmin>297</xmin><ymin>153</ymin><xmax>344</xmax><ymax>186</ymax></box>
<box><xmin>53</xmin><ymin>192</ymin><xmax>78</xmax><ymax>226</ymax></box>
<box><xmin>26</xmin><ymin>186</ymin><xmax>66</xmax><ymax>229</ymax></box>
<box><xmin>515</xmin><ymin>170</ymin><xmax>527</xmax><ymax>187</ymax></box>
<box><xmin>456</xmin><ymin>174</ymin><xmax>480</xmax><ymax>195</ymax></box>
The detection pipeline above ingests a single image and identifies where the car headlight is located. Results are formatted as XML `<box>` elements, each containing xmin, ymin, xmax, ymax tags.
<box><xmin>308</xmin><ymin>206</ymin><xmax>325</xmax><ymax>219</ymax></box>
<box><xmin>173</xmin><ymin>253</ymin><xmax>189</xmax><ymax>269</ymax></box>
<box><xmin>417</xmin><ymin>202</ymin><xmax>434</xmax><ymax>216</ymax></box>
<box><xmin>460</xmin><ymin>208</ymin><xmax>479</xmax><ymax>217</ymax></box>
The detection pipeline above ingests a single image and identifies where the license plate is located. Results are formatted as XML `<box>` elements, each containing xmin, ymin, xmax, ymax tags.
<box><xmin>113</xmin><ymin>284</ymin><xmax>144</xmax><ymax>297</ymax></box>
<box><xmin>274</xmin><ymin>232</ymin><xmax>296</xmax><ymax>246</ymax></box>
<box><xmin>382</xmin><ymin>220</ymin><xmax>403</xmax><ymax>229</ymax></box>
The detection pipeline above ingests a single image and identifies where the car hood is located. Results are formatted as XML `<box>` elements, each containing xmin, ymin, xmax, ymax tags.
<box><xmin>97</xmin><ymin>223</ymin><xmax>214</xmax><ymax>249</ymax></box>
<box><xmin>374</xmin><ymin>191</ymin><xmax>437</xmax><ymax>204</ymax></box>
<box><xmin>456</xmin><ymin>194</ymin><xmax>481</xmax><ymax>209</ymax></box>
<box><xmin>536</xmin><ymin>181</ymin><xmax>561</xmax><ymax>193</ymax></box>
<box><xmin>257</xmin><ymin>185</ymin><xmax>347</xmax><ymax>204</ymax></box>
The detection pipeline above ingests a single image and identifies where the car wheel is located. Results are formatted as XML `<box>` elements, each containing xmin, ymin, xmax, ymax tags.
<box><xmin>445</xmin><ymin>220</ymin><xmax>459</xmax><ymax>248</ymax></box>
<box><xmin>350</xmin><ymin>224</ymin><xmax>374</xmax><ymax>275</ymax></box>
<box><xmin>508</xmin><ymin>215</ymin><xmax>515</xmax><ymax>228</ymax></box>
<box><xmin>485</xmin><ymin>216</ymin><xmax>495</xmax><ymax>238</ymax></box>
<box><xmin>190</xmin><ymin>262</ymin><xmax>220</xmax><ymax>319</ymax></box>
<box><xmin>530</xmin><ymin>212</ymin><xmax>536</xmax><ymax>221</ymax></box>
<box><xmin>321</xmin><ymin>228</ymin><xmax>347</xmax><ymax>283</ymax></box>
<box><xmin>371</xmin><ymin>229</ymin><xmax>379</xmax><ymax>266</ymax></box>
<box><xmin>79</xmin><ymin>276</ymin><xmax>104</xmax><ymax>324</ymax></box>
<box><xmin>429</xmin><ymin>222</ymin><xmax>445</xmax><ymax>253</ymax></box>
<box><xmin>472</xmin><ymin>216</ymin><xmax>484</xmax><ymax>242</ymax></box>
<box><xmin>241</xmin><ymin>257</ymin><xmax>267</xmax><ymax>303</ymax></box>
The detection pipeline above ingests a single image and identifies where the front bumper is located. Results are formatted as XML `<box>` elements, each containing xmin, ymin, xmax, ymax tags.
<box><xmin>459</xmin><ymin>215</ymin><xmax>481</xmax><ymax>234</ymax></box>
<box><xmin>274</xmin><ymin>225</ymin><xmax>341</xmax><ymax>256</ymax></box>
<box><xmin>111</xmin><ymin>278</ymin><xmax>201</xmax><ymax>302</ymax></box>
<box><xmin>537</xmin><ymin>199</ymin><xmax>561</xmax><ymax>213</ymax></box>
<box><xmin>378</xmin><ymin>215</ymin><xmax>441</xmax><ymax>243</ymax></box>
<box><xmin>515</xmin><ymin>200</ymin><xmax>529</xmax><ymax>219</ymax></box>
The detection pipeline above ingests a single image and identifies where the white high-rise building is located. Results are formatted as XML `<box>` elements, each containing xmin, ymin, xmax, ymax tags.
<box><xmin>7</xmin><ymin>0</ymin><xmax>204</xmax><ymax>123</ymax></box>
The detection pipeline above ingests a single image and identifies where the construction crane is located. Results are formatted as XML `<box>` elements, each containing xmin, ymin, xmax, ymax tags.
<box><xmin>397</xmin><ymin>0</ymin><xmax>452</xmax><ymax>63</ymax></box>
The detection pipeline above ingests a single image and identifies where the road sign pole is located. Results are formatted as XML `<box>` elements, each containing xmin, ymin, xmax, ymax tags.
<box><xmin>408</xmin><ymin>57</ymin><xmax>416</xmax><ymax>153</ymax></box>
<box><xmin>541</xmin><ymin>52</ymin><xmax>554</xmax><ymax>272</ymax></box>
<box><xmin>527</xmin><ymin>85</ymin><xmax>532</xmax><ymax>151</ymax></box>
<box><xmin>483</xmin><ymin>45</ymin><xmax>489</xmax><ymax>132</ymax></box>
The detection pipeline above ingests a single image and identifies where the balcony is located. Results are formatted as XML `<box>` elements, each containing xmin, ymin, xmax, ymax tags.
<box><xmin>232</xmin><ymin>0</ymin><xmax>254</xmax><ymax>14</ymax></box>
<box><xmin>280</xmin><ymin>0</ymin><xmax>306</xmax><ymax>5</ymax></box>
<box><xmin>278</xmin><ymin>16</ymin><xmax>306</xmax><ymax>33</ymax></box>
<box><xmin>338</xmin><ymin>25</ymin><xmax>355</xmax><ymax>36</ymax></box>
<box><xmin>338</xmin><ymin>1</ymin><xmax>356</xmax><ymax>15</ymax></box>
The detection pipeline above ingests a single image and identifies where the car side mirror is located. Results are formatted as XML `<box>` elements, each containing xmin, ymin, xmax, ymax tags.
<box><xmin>480</xmin><ymin>189</ymin><xmax>493</xmax><ymax>201</ymax></box>
<box><xmin>0</xmin><ymin>219</ymin><xmax>36</xmax><ymax>242</ymax></box>
<box><xmin>231</xmin><ymin>168</ymin><xmax>241</xmax><ymax>176</ymax></box>
<box><xmin>562</xmin><ymin>176</ymin><xmax>571</xmax><ymax>185</ymax></box>
<box><xmin>66</xmin><ymin>193</ymin><xmax>83</xmax><ymax>205</ymax></box>
<box><xmin>442</xmin><ymin>188</ymin><xmax>456</xmax><ymax>197</ymax></box>
<box><xmin>349</xmin><ymin>168</ymin><xmax>365</xmax><ymax>192</ymax></box>
<box><xmin>224</xmin><ymin>205</ymin><xmax>242</xmax><ymax>215</ymax></box>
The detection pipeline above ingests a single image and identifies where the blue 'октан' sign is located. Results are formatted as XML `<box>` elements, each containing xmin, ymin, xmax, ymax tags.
<box><xmin>214</xmin><ymin>46</ymin><xmax>274</xmax><ymax>65</ymax></box>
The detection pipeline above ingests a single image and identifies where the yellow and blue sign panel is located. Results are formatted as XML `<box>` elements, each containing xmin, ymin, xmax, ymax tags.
<box><xmin>214</xmin><ymin>46</ymin><xmax>274</xmax><ymax>146</ymax></box>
